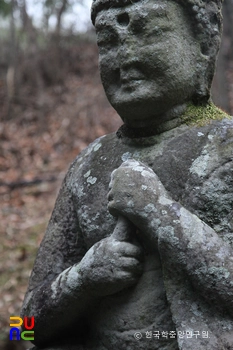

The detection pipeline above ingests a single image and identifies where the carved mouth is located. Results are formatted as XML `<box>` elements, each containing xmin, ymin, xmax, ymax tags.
<box><xmin>121</xmin><ymin>77</ymin><xmax>144</xmax><ymax>83</ymax></box>
<box><xmin>120</xmin><ymin>75</ymin><xmax>145</xmax><ymax>88</ymax></box>
<box><xmin>120</xmin><ymin>68</ymin><xmax>145</xmax><ymax>85</ymax></box>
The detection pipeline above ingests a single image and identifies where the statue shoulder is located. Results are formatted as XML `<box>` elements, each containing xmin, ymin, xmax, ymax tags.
<box><xmin>206</xmin><ymin>116</ymin><xmax>233</xmax><ymax>155</ymax></box>
<box><xmin>66</xmin><ymin>132</ymin><xmax>121</xmax><ymax>188</ymax></box>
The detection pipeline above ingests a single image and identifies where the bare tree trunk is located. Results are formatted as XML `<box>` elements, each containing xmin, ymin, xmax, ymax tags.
<box><xmin>212</xmin><ymin>0</ymin><xmax>233</xmax><ymax>115</ymax></box>
<box><xmin>6</xmin><ymin>0</ymin><xmax>17</xmax><ymax>119</ymax></box>
<box><xmin>19</xmin><ymin>0</ymin><xmax>37</xmax><ymax>46</ymax></box>
<box><xmin>55</xmin><ymin>0</ymin><xmax>68</xmax><ymax>37</ymax></box>
<box><xmin>224</xmin><ymin>0</ymin><xmax>233</xmax><ymax>114</ymax></box>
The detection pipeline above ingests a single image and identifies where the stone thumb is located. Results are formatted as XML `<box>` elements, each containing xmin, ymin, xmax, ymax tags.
<box><xmin>112</xmin><ymin>216</ymin><xmax>135</xmax><ymax>241</ymax></box>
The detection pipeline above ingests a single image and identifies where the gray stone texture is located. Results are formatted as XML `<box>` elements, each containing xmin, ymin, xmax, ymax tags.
<box><xmin>21</xmin><ymin>0</ymin><xmax>233</xmax><ymax>349</ymax></box>
<box><xmin>22</xmin><ymin>117</ymin><xmax>233</xmax><ymax>349</ymax></box>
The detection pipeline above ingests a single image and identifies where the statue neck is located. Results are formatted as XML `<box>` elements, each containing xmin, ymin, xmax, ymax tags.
<box><xmin>116</xmin><ymin>102</ymin><xmax>229</xmax><ymax>146</ymax></box>
<box><xmin>121</xmin><ymin>103</ymin><xmax>188</xmax><ymax>130</ymax></box>
<box><xmin>117</xmin><ymin>103</ymin><xmax>188</xmax><ymax>140</ymax></box>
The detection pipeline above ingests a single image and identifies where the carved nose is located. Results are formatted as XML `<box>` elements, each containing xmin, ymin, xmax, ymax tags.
<box><xmin>121</xmin><ymin>57</ymin><xmax>141</xmax><ymax>69</ymax></box>
<box><xmin>119</xmin><ymin>52</ymin><xmax>143</xmax><ymax>79</ymax></box>
<box><xmin>118</xmin><ymin>45</ymin><xmax>139</xmax><ymax>66</ymax></box>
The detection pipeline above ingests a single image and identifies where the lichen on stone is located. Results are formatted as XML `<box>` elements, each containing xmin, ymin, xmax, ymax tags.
<box><xmin>87</xmin><ymin>176</ymin><xmax>97</xmax><ymax>184</ymax></box>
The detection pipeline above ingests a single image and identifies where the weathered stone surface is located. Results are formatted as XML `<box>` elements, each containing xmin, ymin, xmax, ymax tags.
<box><xmin>92</xmin><ymin>0</ymin><xmax>223</xmax><ymax>107</ymax></box>
<box><xmin>21</xmin><ymin>0</ymin><xmax>233</xmax><ymax>349</ymax></box>
<box><xmin>22</xmin><ymin>115</ymin><xmax>233</xmax><ymax>349</ymax></box>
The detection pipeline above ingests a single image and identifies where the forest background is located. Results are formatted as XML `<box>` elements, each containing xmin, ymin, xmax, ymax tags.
<box><xmin>0</xmin><ymin>0</ymin><xmax>233</xmax><ymax>349</ymax></box>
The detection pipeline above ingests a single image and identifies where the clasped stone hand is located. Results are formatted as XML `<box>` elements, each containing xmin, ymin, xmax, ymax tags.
<box><xmin>107</xmin><ymin>159</ymin><xmax>169</xmax><ymax>238</ymax></box>
<box><xmin>79</xmin><ymin>215</ymin><xmax>144</xmax><ymax>297</ymax></box>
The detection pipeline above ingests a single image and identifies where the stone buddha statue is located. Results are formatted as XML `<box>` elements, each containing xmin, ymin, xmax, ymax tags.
<box><xmin>21</xmin><ymin>0</ymin><xmax>233</xmax><ymax>349</ymax></box>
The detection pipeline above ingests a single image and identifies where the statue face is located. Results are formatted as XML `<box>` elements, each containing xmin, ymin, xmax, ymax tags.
<box><xmin>95</xmin><ymin>0</ymin><xmax>202</xmax><ymax>127</ymax></box>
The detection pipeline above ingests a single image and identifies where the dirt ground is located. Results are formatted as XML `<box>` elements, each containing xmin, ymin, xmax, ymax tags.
<box><xmin>0</xmin><ymin>41</ymin><xmax>121</xmax><ymax>349</ymax></box>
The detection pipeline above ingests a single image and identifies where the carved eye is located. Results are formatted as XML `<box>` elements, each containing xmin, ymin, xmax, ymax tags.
<box><xmin>117</xmin><ymin>13</ymin><xmax>130</xmax><ymax>27</ymax></box>
<box><xmin>97</xmin><ymin>28</ymin><xmax>118</xmax><ymax>48</ymax></box>
<box><xmin>130</xmin><ymin>13</ymin><xmax>146</xmax><ymax>33</ymax></box>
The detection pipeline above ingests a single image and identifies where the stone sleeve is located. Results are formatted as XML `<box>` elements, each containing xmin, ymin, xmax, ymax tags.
<box><xmin>156</xmin><ymin>196</ymin><xmax>233</xmax><ymax>315</ymax></box>
<box><xmin>20</xmin><ymin>160</ymin><xmax>90</xmax><ymax>346</ymax></box>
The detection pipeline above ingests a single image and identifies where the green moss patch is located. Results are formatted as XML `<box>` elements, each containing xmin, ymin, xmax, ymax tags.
<box><xmin>181</xmin><ymin>102</ymin><xmax>231</xmax><ymax>126</ymax></box>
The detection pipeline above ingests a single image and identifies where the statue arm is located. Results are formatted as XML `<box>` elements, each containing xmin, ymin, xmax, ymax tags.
<box><xmin>108</xmin><ymin>159</ymin><xmax>233</xmax><ymax>315</ymax></box>
<box><xmin>156</xmin><ymin>198</ymin><xmax>233</xmax><ymax>314</ymax></box>
<box><xmin>21</xmin><ymin>162</ymin><xmax>92</xmax><ymax>346</ymax></box>
<box><xmin>22</xmin><ymin>159</ymin><xmax>144</xmax><ymax>346</ymax></box>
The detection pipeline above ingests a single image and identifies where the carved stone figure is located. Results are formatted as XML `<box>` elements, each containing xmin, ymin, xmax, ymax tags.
<box><xmin>21</xmin><ymin>0</ymin><xmax>233</xmax><ymax>349</ymax></box>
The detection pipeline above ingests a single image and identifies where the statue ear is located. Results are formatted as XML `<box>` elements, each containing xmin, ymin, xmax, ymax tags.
<box><xmin>190</xmin><ymin>52</ymin><xmax>209</xmax><ymax>104</ymax></box>
<box><xmin>193</xmin><ymin>34</ymin><xmax>221</xmax><ymax>105</ymax></box>
<box><xmin>189</xmin><ymin>0</ymin><xmax>223</xmax><ymax>104</ymax></box>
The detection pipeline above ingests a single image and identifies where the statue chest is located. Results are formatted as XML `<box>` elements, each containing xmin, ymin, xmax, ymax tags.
<box><xmin>73</xmin><ymin>135</ymin><xmax>233</xmax><ymax>250</ymax></box>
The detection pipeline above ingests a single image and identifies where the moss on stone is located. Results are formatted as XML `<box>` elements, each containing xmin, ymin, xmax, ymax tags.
<box><xmin>181</xmin><ymin>102</ymin><xmax>230</xmax><ymax>126</ymax></box>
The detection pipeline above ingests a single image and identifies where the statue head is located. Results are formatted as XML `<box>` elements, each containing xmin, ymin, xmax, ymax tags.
<box><xmin>91</xmin><ymin>0</ymin><xmax>223</xmax><ymax>128</ymax></box>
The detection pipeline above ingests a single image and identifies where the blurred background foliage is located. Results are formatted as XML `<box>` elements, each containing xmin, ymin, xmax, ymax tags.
<box><xmin>0</xmin><ymin>0</ymin><xmax>232</xmax><ymax>120</ymax></box>
<box><xmin>0</xmin><ymin>0</ymin><xmax>233</xmax><ymax>349</ymax></box>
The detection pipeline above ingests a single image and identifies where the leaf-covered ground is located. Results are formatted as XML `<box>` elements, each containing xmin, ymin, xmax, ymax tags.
<box><xmin>0</xmin><ymin>40</ymin><xmax>121</xmax><ymax>349</ymax></box>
